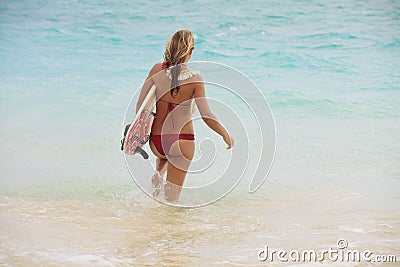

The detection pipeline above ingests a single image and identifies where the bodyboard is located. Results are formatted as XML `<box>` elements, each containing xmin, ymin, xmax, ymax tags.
<box><xmin>121</xmin><ymin>84</ymin><xmax>156</xmax><ymax>159</ymax></box>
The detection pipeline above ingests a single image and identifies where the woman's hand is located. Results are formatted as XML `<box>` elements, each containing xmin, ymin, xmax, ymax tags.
<box><xmin>223</xmin><ymin>134</ymin><xmax>234</xmax><ymax>149</ymax></box>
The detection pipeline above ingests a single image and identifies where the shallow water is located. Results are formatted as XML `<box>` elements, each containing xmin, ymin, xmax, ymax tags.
<box><xmin>1</xmin><ymin>183</ymin><xmax>399</xmax><ymax>266</ymax></box>
<box><xmin>1</xmin><ymin>0</ymin><xmax>399</xmax><ymax>266</ymax></box>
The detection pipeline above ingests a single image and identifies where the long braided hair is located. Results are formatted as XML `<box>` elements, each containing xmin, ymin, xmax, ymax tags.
<box><xmin>163</xmin><ymin>29</ymin><xmax>194</xmax><ymax>97</ymax></box>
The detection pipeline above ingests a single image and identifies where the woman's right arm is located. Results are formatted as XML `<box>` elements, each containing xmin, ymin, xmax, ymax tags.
<box><xmin>136</xmin><ymin>63</ymin><xmax>161</xmax><ymax>113</ymax></box>
<box><xmin>194</xmin><ymin>78</ymin><xmax>233</xmax><ymax>149</ymax></box>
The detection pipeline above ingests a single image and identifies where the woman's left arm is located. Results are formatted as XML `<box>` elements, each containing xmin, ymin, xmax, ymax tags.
<box><xmin>136</xmin><ymin>63</ymin><xmax>161</xmax><ymax>113</ymax></box>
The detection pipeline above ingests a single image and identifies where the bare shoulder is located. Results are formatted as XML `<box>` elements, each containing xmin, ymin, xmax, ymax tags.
<box><xmin>192</xmin><ymin>70</ymin><xmax>205</xmax><ymax>96</ymax></box>
<box><xmin>190</xmin><ymin>70</ymin><xmax>203</xmax><ymax>82</ymax></box>
<box><xmin>150</xmin><ymin>62</ymin><xmax>163</xmax><ymax>76</ymax></box>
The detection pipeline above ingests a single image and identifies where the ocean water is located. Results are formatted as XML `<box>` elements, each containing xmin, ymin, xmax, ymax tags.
<box><xmin>1</xmin><ymin>0</ymin><xmax>399</xmax><ymax>266</ymax></box>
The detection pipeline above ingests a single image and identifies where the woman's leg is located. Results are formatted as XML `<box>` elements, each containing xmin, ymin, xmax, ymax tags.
<box><xmin>150</xmin><ymin>142</ymin><xmax>168</xmax><ymax>196</ymax></box>
<box><xmin>164</xmin><ymin>140</ymin><xmax>194</xmax><ymax>202</ymax></box>
<box><xmin>156</xmin><ymin>157</ymin><xmax>168</xmax><ymax>175</ymax></box>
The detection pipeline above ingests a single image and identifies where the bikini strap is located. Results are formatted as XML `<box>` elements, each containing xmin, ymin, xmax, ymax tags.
<box><xmin>157</xmin><ymin>98</ymin><xmax>191</xmax><ymax>106</ymax></box>
<box><xmin>157</xmin><ymin>99</ymin><xmax>192</xmax><ymax>128</ymax></box>
<box><xmin>158</xmin><ymin>100</ymin><xmax>177</xmax><ymax>128</ymax></box>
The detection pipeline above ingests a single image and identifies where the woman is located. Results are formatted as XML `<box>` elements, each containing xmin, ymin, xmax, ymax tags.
<box><xmin>136</xmin><ymin>29</ymin><xmax>233</xmax><ymax>202</ymax></box>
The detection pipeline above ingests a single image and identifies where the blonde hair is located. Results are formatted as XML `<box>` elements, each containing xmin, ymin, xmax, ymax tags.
<box><xmin>164</xmin><ymin>29</ymin><xmax>194</xmax><ymax>96</ymax></box>
<box><xmin>164</xmin><ymin>29</ymin><xmax>194</xmax><ymax>65</ymax></box>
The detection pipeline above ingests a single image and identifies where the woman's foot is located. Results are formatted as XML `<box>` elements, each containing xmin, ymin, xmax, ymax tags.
<box><xmin>151</xmin><ymin>171</ymin><xmax>163</xmax><ymax>197</ymax></box>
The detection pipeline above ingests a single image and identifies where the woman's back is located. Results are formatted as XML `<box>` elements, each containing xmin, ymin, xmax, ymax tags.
<box><xmin>150</xmin><ymin>63</ymin><xmax>200</xmax><ymax>135</ymax></box>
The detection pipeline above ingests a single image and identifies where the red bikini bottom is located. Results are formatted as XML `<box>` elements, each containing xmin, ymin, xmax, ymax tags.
<box><xmin>150</xmin><ymin>134</ymin><xmax>195</xmax><ymax>156</ymax></box>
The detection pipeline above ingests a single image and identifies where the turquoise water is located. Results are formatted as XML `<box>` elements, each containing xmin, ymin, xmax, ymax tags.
<box><xmin>1</xmin><ymin>0</ymin><xmax>399</xmax><ymax>265</ymax></box>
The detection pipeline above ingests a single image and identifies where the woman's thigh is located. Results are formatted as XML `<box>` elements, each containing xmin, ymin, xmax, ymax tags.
<box><xmin>166</xmin><ymin>140</ymin><xmax>194</xmax><ymax>186</ymax></box>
